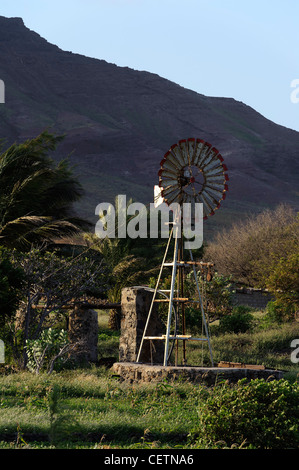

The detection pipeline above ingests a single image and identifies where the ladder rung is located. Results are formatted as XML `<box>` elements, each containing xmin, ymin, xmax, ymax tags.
<box><xmin>165</xmin><ymin>335</ymin><xmax>192</xmax><ymax>339</ymax></box>
<box><xmin>154</xmin><ymin>298</ymin><xmax>189</xmax><ymax>302</ymax></box>
<box><xmin>143</xmin><ymin>336</ymin><xmax>164</xmax><ymax>340</ymax></box>
<box><xmin>143</xmin><ymin>335</ymin><xmax>209</xmax><ymax>342</ymax></box>
<box><xmin>164</xmin><ymin>335</ymin><xmax>208</xmax><ymax>341</ymax></box>
<box><xmin>163</xmin><ymin>261</ymin><xmax>214</xmax><ymax>268</ymax></box>
<box><xmin>163</xmin><ymin>262</ymin><xmax>200</xmax><ymax>268</ymax></box>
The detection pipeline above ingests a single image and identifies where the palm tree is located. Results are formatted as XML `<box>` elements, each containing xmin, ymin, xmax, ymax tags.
<box><xmin>85</xmin><ymin>197</ymin><xmax>164</xmax><ymax>329</ymax></box>
<box><xmin>0</xmin><ymin>131</ymin><xmax>89</xmax><ymax>249</ymax></box>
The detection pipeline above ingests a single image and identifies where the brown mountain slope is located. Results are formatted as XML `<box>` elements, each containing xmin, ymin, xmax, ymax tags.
<box><xmin>0</xmin><ymin>16</ymin><xmax>298</xmax><ymax>236</ymax></box>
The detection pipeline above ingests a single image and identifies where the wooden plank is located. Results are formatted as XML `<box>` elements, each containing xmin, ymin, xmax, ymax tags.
<box><xmin>32</xmin><ymin>302</ymin><xmax>121</xmax><ymax>310</ymax></box>
<box><xmin>218</xmin><ymin>361</ymin><xmax>265</xmax><ymax>370</ymax></box>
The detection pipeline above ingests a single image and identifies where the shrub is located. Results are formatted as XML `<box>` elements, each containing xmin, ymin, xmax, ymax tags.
<box><xmin>203</xmin><ymin>205</ymin><xmax>298</xmax><ymax>288</ymax></box>
<box><xmin>185</xmin><ymin>272</ymin><xmax>233</xmax><ymax>322</ymax></box>
<box><xmin>265</xmin><ymin>300</ymin><xmax>288</xmax><ymax>324</ymax></box>
<box><xmin>265</xmin><ymin>253</ymin><xmax>299</xmax><ymax>320</ymax></box>
<box><xmin>10</xmin><ymin>247</ymin><xmax>107</xmax><ymax>368</ymax></box>
<box><xmin>25</xmin><ymin>328</ymin><xmax>70</xmax><ymax>374</ymax></box>
<box><xmin>197</xmin><ymin>378</ymin><xmax>299</xmax><ymax>449</ymax></box>
<box><xmin>219</xmin><ymin>306</ymin><xmax>254</xmax><ymax>333</ymax></box>
<box><xmin>185</xmin><ymin>306</ymin><xmax>203</xmax><ymax>335</ymax></box>
<box><xmin>0</xmin><ymin>247</ymin><xmax>24</xmax><ymax>327</ymax></box>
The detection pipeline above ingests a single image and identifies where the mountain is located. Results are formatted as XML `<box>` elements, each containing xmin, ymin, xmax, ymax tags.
<box><xmin>0</xmin><ymin>16</ymin><xmax>298</xmax><ymax>238</ymax></box>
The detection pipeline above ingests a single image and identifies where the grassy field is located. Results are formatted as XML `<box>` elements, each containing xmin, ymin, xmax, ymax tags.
<box><xmin>0</xmin><ymin>311</ymin><xmax>298</xmax><ymax>450</ymax></box>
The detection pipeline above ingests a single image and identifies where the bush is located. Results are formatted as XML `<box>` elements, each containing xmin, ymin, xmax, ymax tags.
<box><xmin>265</xmin><ymin>301</ymin><xmax>289</xmax><ymax>324</ymax></box>
<box><xmin>219</xmin><ymin>306</ymin><xmax>254</xmax><ymax>333</ymax></box>
<box><xmin>25</xmin><ymin>328</ymin><xmax>70</xmax><ymax>374</ymax></box>
<box><xmin>265</xmin><ymin>253</ymin><xmax>299</xmax><ymax>320</ymax></box>
<box><xmin>203</xmin><ymin>205</ymin><xmax>298</xmax><ymax>288</ymax></box>
<box><xmin>184</xmin><ymin>272</ymin><xmax>234</xmax><ymax>322</ymax></box>
<box><xmin>0</xmin><ymin>248</ymin><xmax>24</xmax><ymax>327</ymax></box>
<box><xmin>198</xmin><ymin>378</ymin><xmax>299</xmax><ymax>448</ymax></box>
<box><xmin>185</xmin><ymin>306</ymin><xmax>203</xmax><ymax>335</ymax></box>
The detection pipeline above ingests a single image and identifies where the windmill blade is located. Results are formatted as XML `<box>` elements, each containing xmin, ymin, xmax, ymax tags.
<box><xmin>192</xmin><ymin>139</ymin><xmax>206</xmax><ymax>165</ymax></box>
<box><xmin>161</xmin><ymin>156</ymin><xmax>181</xmax><ymax>173</ymax></box>
<box><xmin>170</xmin><ymin>143</ymin><xmax>186</xmax><ymax>167</ymax></box>
<box><xmin>201</xmin><ymin>147</ymin><xmax>219</xmax><ymax>169</ymax></box>
<box><xmin>187</xmin><ymin>138</ymin><xmax>196</xmax><ymax>162</ymax></box>
<box><xmin>158</xmin><ymin>138</ymin><xmax>228</xmax><ymax>219</ymax></box>
<box><xmin>159</xmin><ymin>168</ymin><xmax>179</xmax><ymax>179</ymax></box>
<box><xmin>196</xmin><ymin>142</ymin><xmax>213</xmax><ymax>167</ymax></box>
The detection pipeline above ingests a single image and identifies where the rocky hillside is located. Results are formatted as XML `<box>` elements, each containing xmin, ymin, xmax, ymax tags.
<box><xmin>0</xmin><ymin>16</ymin><xmax>298</xmax><ymax>236</ymax></box>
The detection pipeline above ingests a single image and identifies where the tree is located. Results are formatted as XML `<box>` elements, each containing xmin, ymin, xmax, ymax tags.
<box><xmin>203</xmin><ymin>204</ymin><xmax>299</xmax><ymax>288</ymax></box>
<box><xmin>86</xmin><ymin>197</ymin><xmax>164</xmax><ymax>329</ymax></box>
<box><xmin>265</xmin><ymin>252</ymin><xmax>299</xmax><ymax>321</ymax></box>
<box><xmin>0</xmin><ymin>131</ymin><xmax>89</xmax><ymax>249</ymax></box>
<box><xmin>10</xmin><ymin>247</ymin><xmax>107</xmax><ymax>368</ymax></box>
<box><xmin>0</xmin><ymin>248</ymin><xmax>24</xmax><ymax>328</ymax></box>
<box><xmin>0</xmin><ymin>248</ymin><xmax>24</xmax><ymax>361</ymax></box>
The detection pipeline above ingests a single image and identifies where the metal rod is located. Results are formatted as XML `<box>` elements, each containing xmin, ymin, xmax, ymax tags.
<box><xmin>178</xmin><ymin>233</ymin><xmax>187</xmax><ymax>365</ymax></box>
<box><xmin>189</xmin><ymin>249</ymin><xmax>214</xmax><ymax>366</ymax></box>
<box><xmin>163</xmin><ymin>224</ymin><xmax>179</xmax><ymax>366</ymax></box>
<box><xmin>136</xmin><ymin>226</ymin><xmax>174</xmax><ymax>363</ymax></box>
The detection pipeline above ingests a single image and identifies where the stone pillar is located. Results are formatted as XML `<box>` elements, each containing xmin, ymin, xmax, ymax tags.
<box><xmin>119</xmin><ymin>287</ymin><xmax>164</xmax><ymax>364</ymax></box>
<box><xmin>68</xmin><ymin>306</ymin><xmax>98</xmax><ymax>363</ymax></box>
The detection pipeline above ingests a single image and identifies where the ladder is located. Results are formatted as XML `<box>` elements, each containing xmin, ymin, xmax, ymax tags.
<box><xmin>136</xmin><ymin>222</ymin><xmax>214</xmax><ymax>367</ymax></box>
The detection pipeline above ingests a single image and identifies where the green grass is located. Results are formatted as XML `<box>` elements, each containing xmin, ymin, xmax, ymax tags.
<box><xmin>0</xmin><ymin>369</ymin><xmax>202</xmax><ymax>449</ymax></box>
<box><xmin>191</xmin><ymin>321</ymin><xmax>299</xmax><ymax>372</ymax></box>
<box><xmin>0</xmin><ymin>311</ymin><xmax>298</xmax><ymax>449</ymax></box>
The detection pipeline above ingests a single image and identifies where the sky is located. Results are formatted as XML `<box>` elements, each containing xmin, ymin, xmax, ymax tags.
<box><xmin>1</xmin><ymin>0</ymin><xmax>299</xmax><ymax>131</ymax></box>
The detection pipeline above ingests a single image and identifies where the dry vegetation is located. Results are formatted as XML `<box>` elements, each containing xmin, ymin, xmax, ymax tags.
<box><xmin>203</xmin><ymin>204</ymin><xmax>299</xmax><ymax>288</ymax></box>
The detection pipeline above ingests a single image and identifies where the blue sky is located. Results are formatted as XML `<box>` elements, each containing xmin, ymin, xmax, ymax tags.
<box><xmin>1</xmin><ymin>0</ymin><xmax>299</xmax><ymax>131</ymax></box>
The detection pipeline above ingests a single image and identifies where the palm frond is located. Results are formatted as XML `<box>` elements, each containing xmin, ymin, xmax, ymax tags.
<box><xmin>0</xmin><ymin>216</ymin><xmax>83</xmax><ymax>250</ymax></box>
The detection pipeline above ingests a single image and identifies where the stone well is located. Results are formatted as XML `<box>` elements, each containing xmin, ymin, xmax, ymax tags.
<box><xmin>112</xmin><ymin>362</ymin><xmax>284</xmax><ymax>385</ymax></box>
<box><xmin>114</xmin><ymin>287</ymin><xmax>284</xmax><ymax>384</ymax></box>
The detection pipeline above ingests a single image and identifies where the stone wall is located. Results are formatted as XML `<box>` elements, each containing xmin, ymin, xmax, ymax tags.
<box><xmin>68</xmin><ymin>306</ymin><xmax>98</xmax><ymax>363</ymax></box>
<box><xmin>119</xmin><ymin>287</ymin><xmax>165</xmax><ymax>364</ymax></box>
<box><xmin>232</xmin><ymin>287</ymin><xmax>274</xmax><ymax>310</ymax></box>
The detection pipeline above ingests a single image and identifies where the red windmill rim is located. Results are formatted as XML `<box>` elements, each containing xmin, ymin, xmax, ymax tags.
<box><xmin>158</xmin><ymin>138</ymin><xmax>228</xmax><ymax>220</ymax></box>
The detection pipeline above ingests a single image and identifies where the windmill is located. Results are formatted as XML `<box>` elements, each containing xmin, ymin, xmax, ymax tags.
<box><xmin>136</xmin><ymin>138</ymin><xmax>228</xmax><ymax>367</ymax></box>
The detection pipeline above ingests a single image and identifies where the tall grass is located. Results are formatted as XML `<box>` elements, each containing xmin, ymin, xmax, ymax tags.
<box><xmin>170</xmin><ymin>321</ymin><xmax>299</xmax><ymax>372</ymax></box>
<box><xmin>0</xmin><ymin>311</ymin><xmax>298</xmax><ymax>449</ymax></box>
<box><xmin>0</xmin><ymin>366</ymin><xmax>298</xmax><ymax>449</ymax></box>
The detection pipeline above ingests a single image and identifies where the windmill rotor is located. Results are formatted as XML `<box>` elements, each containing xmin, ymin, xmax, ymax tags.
<box><xmin>158</xmin><ymin>138</ymin><xmax>229</xmax><ymax>219</ymax></box>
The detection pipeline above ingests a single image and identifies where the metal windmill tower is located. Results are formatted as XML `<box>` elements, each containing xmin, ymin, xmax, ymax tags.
<box><xmin>136</xmin><ymin>138</ymin><xmax>229</xmax><ymax>367</ymax></box>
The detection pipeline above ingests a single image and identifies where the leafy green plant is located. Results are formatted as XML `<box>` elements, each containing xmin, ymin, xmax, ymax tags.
<box><xmin>265</xmin><ymin>253</ymin><xmax>299</xmax><ymax>321</ymax></box>
<box><xmin>25</xmin><ymin>328</ymin><xmax>70</xmax><ymax>374</ymax></box>
<box><xmin>219</xmin><ymin>306</ymin><xmax>254</xmax><ymax>333</ymax></box>
<box><xmin>186</xmin><ymin>272</ymin><xmax>234</xmax><ymax>321</ymax></box>
<box><xmin>265</xmin><ymin>300</ymin><xmax>287</xmax><ymax>324</ymax></box>
<box><xmin>185</xmin><ymin>306</ymin><xmax>203</xmax><ymax>335</ymax></box>
<box><xmin>197</xmin><ymin>378</ymin><xmax>299</xmax><ymax>449</ymax></box>
<box><xmin>0</xmin><ymin>131</ymin><xmax>89</xmax><ymax>250</ymax></box>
